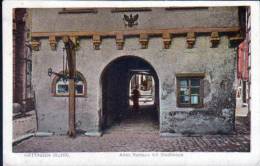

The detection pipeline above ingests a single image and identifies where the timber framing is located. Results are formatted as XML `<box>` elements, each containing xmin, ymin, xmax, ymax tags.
<box><xmin>31</xmin><ymin>27</ymin><xmax>240</xmax><ymax>38</ymax></box>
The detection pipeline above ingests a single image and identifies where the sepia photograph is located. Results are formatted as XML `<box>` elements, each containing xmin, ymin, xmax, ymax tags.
<box><xmin>3</xmin><ymin>1</ymin><xmax>260</xmax><ymax>166</ymax></box>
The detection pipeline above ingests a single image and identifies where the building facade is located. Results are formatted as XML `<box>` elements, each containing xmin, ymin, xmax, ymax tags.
<box><xmin>13</xmin><ymin>8</ymin><xmax>37</xmax><ymax>141</ymax></box>
<box><xmin>236</xmin><ymin>7</ymin><xmax>251</xmax><ymax>114</ymax></box>
<box><xmin>29</xmin><ymin>7</ymin><xmax>244</xmax><ymax>136</ymax></box>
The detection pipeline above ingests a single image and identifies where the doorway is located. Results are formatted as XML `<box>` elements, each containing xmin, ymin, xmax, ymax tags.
<box><xmin>100</xmin><ymin>56</ymin><xmax>159</xmax><ymax>133</ymax></box>
<box><xmin>129</xmin><ymin>73</ymin><xmax>155</xmax><ymax>107</ymax></box>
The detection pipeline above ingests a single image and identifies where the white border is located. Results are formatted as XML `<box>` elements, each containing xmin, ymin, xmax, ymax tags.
<box><xmin>3</xmin><ymin>1</ymin><xmax>260</xmax><ymax>166</ymax></box>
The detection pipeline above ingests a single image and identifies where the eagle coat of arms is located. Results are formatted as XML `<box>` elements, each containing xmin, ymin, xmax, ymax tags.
<box><xmin>123</xmin><ymin>14</ymin><xmax>139</xmax><ymax>27</ymax></box>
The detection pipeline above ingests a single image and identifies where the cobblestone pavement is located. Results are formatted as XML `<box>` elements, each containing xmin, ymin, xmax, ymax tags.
<box><xmin>13</xmin><ymin>108</ymin><xmax>250</xmax><ymax>152</ymax></box>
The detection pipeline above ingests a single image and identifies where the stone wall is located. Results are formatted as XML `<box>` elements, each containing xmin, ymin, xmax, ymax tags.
<box><xmin>32</xmin><ymin>35</ymin><xmax>236</xmax><ymax>134</ymax></box>
<box><xmin>13</xmin><ymin>111</ymin><xmax>37</xmax><ymax>140</ymax></box>
<box><xmin>31</xmin><ymin>7</ymin><xmax>239</xmax><ymax>33</ymax></box>
<box><xmin>31</xmin><ymin>7</ymin><xmax>238</xmax><ymax>135</ymax></box>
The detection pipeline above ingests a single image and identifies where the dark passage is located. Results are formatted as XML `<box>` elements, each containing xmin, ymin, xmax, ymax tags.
<box><xmin>100</xmin><ymin>56</ymin><xmax>159</xmax><ymax>133</ymax></box>
<box><xmin>104</xmin><ymin>105</ymin><xmax>159</xmax><ymax>134</ymax></box>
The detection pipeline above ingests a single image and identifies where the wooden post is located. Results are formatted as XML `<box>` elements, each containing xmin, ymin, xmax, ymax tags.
<box><xmin>68</xmin><ymin>49</ymin><xmax>76</xmax><ymax>137</ymax></box>
<box><xmin>68</xmin><ymin>79</ymin><xmax>76</xmax><ymax>137</ymax></box>
<box><xmin>63</xmin><ymin>36</ymin><xmax>76</xmax><ymax>137</ymax></box>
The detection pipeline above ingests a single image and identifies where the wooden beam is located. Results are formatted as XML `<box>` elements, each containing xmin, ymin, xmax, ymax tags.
<box><xmin>70</xmin><ymin>36</ymin><xmax>80</xmax><ymax>50</ymax></box>
<box><xmin>63</xmin><ymin>36</ymin><xmax>76</xmax><ymax>137</ymax></box>
<box><xmin>68</xmin><ymin>77</ymin><xmax>76</xmax><ymax>137</ymax></box>
<box><xmin>31</xmin><ymin>27</ymin><xmax>240</xmax><ymax>38</ymax></box>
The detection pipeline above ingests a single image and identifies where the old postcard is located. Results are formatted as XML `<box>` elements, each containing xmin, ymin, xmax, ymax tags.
<box><xmin>3</xmin><ymin>1</ymin><xmax>260</xmax><ymax>166</ymax></box>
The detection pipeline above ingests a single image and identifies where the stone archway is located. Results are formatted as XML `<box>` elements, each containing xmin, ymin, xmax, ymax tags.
<box><xmin>100</xmin><ymin>56</ymin><xmax>160</xmax><ymax>133</ymax></box>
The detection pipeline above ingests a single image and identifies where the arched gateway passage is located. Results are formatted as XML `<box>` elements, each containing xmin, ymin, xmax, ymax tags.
<box><xmin>100</xmin><ymin>56</ymin><xmax>160</xmax><ymax>133</ymax></box>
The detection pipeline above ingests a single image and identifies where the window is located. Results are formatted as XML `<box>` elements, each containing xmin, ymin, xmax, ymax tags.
<box><xmin>52</xmin><ymin>71</ymin><xmax>87</xmax><ymax>97</ymax></box>
<box><xmin>176</xmin><ymin>73</ymin><xmax>204</xmax><ymax>107</ymax></box>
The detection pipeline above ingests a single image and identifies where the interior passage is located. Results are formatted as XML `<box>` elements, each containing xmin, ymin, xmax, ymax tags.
<box><xmin>101</xmin><ymin>56</ymin><xmax>160</xmax><ymax>133</ymax></box>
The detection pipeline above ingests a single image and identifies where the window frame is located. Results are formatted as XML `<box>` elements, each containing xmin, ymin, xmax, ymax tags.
<box><xmin>176</xmin><ymin>73</ymin><xmax>205</xmax><ymax>108</ymax></box>
<box><xmin>51</xmin><ymin>71</ymin><xmax>87</xmax><ymax>97</ymax></box>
